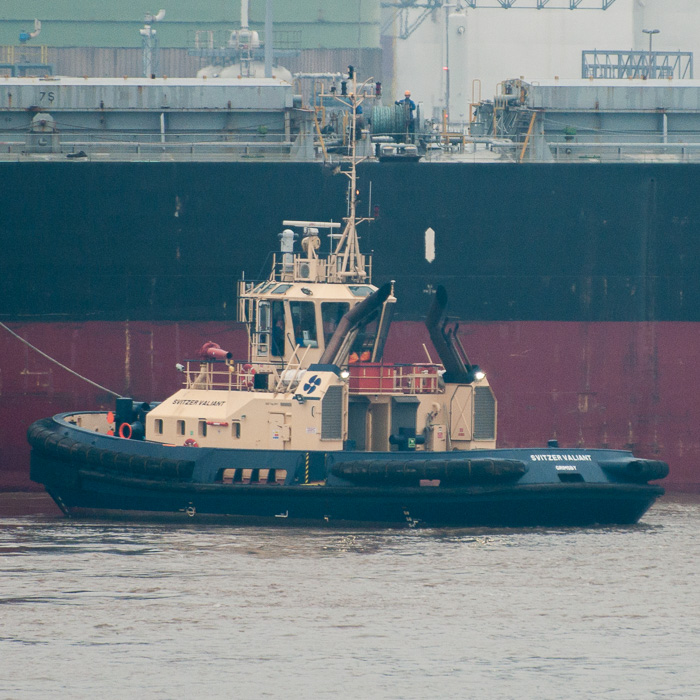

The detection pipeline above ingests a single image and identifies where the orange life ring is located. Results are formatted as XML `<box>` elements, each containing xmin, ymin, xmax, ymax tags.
<box><xmin>184</xmin><ymin>438</ymin><xmax>199</xmax><ymax>447</ymax></box>
<box><xmin>118</xmin><ymin>422</ymin><xmax>132</xmax><ymax>439</ymax></box>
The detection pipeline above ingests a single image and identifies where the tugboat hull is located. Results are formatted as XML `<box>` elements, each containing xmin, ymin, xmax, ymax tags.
<box><xmin>29</xmin><ymin>415</ymin><xmax>666</xmax><ymax>528</ymax></box>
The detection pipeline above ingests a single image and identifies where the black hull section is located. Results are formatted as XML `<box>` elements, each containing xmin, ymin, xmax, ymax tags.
<box><xmin>43</xmin><ymin>471</ymin><xmax>663</xmax><ymax>528</ymax></box>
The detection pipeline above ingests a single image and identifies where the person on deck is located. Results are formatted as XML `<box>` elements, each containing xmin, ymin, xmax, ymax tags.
<box><xmin>395</xmin><ymin>90</ymin><xmax>416</xmax><ymax>140</ymax></box>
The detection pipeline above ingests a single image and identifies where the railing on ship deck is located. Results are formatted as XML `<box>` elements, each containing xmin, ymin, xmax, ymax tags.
<box><xmin>179</xmin><ymin>360</ymin><xmax>443</xmax><ymax>395</ymax></box>
<box><xmin>268</xmin><ymin>253</ymin><xmax>373</xmax><ymax>284</ymax></box>
<box><xmin>348</xmin><ymin>363</ymin><xmax>442</xmax><ymax>395</ymax></box>
<box><xmin>180</xmin><ymin>360</ymin><xmax>271</xmax><ymax>391</ymax></box>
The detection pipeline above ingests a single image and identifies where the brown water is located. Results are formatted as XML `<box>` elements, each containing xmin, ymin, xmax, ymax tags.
<box><xmin>1</xmin><ymin>494</ymin><xmax>699</xmax><ymax>699</ymax></box>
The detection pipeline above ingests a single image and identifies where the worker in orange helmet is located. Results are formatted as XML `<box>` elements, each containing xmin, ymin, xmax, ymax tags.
<box><xmin>395</xmin><ymin>90</ymin><xmax>416</xmax><ymax>140</ymax></box>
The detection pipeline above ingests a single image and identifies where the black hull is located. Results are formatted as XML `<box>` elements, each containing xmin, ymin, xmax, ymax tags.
<box><xmin>32</xmin><ymin>454</ymin><xmax>664</xmax><ymax>529</ymax></box>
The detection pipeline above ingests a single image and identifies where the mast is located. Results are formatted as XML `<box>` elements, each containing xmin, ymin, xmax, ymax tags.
<box><xmin>329</xmin><ymin>67</ymin><xmax>372</xmax><ymax>284</ymax></box>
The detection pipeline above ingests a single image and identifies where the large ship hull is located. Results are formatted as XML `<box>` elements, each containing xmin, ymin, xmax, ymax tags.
<box><xmin>3</xmin><ymin>161</ymin><xmax>700</xmax><ymax>492</ymax></box>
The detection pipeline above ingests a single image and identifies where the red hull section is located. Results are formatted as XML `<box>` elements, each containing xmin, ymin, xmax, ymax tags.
<box><xmin>2</xmin><ymin>320</ymin><xmax>697</xmax><ymax>491</ymax></box>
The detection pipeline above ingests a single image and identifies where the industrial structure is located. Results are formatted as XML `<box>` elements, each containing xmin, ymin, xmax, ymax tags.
<box><xmin>0</xmin><ymin>76</ymin><xmax>312</xmax><ymax>160</ymax></box>
<box><xmin>471</xmin><ymin>77</ymin><xmax>700</xmax><ymax>162</ymax></box>
<box><xmin>0</xmin><ymin>1</ymin><xmax>381</xmax><ymax>83</ymax></box>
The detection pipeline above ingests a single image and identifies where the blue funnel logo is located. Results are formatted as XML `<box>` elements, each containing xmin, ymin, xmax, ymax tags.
<box><xmin>303</xmin><ymin>375</ymin><xmax>322</xmax><ymax>394</ymax></box>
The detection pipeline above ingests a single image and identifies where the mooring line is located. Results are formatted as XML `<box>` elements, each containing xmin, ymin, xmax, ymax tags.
<box><xmin>0</xmin><ymin>320</ymin><xmax>123</xmax><ymax>398</ymax></box>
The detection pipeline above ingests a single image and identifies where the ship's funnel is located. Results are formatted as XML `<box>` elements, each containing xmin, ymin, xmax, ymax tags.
<box><xmin>425</xmin><ymin>285</ymin><xmax>478</xmax><ymax>383</ymax></box>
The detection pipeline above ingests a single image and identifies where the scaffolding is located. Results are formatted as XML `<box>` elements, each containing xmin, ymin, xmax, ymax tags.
<box><xmin>0</xmin><ymin>45</ymin><xmax>52</xmax><ymax>76</ymax></box>
<box><xmin>582</xmin><ymin>50</ymin><xmax>694</xmax><ymax>80</ymax></box>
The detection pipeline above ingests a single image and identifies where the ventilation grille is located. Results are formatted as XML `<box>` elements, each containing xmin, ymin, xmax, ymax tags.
<box><xmin>474</xmin><ymin>386</ymin><xmax>496</xmax><ymax>440</ymax></box>
<box><xmin>322</xmin><ymin>385</ymin><xmax>343</xmax><ymax>440</ymax></box>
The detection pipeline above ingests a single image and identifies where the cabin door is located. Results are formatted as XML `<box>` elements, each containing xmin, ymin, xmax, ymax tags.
<box><xmin>268</xmin><ymin>412</ymin><xmax>288</xmax><ymax>450</ymax></box>
<box><xmin>450</xmin><ymin>385</ymin><xmax>473</xmax><ymax>441</ymax></box>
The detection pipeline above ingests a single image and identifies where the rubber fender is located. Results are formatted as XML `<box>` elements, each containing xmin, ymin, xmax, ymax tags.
<box><xmin>175</xmin><ymin>460</ymin><xmax>195</xmax><ymax>480</ymax></box>
<box><xmin>98</xmin><ymin>450</ymin><xmax>117</xmax><ymax>469</ymax></box>
<box><xmin>601</xmin><ymin>459</ymin><xmax>669</xmax><ymax>483</ymax></box>
<box><xmin>127</xmin><ymin>454</ymin><xmax>149</xmax><ymax>476</ymax></box>
<box><xmin>144</xmin><ymin>459</ymin><xmax>166</xmax><ymax>479</ymax></box>
<box><xmin>26</xmin><ymin>418</ymin><xmax>196</xmax><ymax>481</ymax></box>
<box><xmin>84</xmin><ymin>446</ymin><xmax>104</xmax><ymax>467</ymax></box>
<box><xmin>69</xmin><ymin>442</ymin><xmax>92</xmax><ymax>464</ymax></box>
<box><xmin>31</xmin><ymin>428</ymin><xmax>52</xmax><ymax>449</ymax></box>
<box><xmin>331</xmin><ymin>458</ymin><xmax>527</xmax><ymax>485</ymax></box>
<box><xmin>42</xmin><ymin>432</ymin><xmax>63</xmax><ymax>451</ymax></box>
<box><xmin>146</xmin><ymin>459</ymin><xmax>178</xmax><ymax>478</ymax></box>
<box><xmin>26</xmin><ymin>418</ymin><xmax>53</xmax><ymax>444</ymax></box>
<box><xmin>54</xmin><ymin>437</ymin><xmax>76</xmax><ymax>458</ymax></box>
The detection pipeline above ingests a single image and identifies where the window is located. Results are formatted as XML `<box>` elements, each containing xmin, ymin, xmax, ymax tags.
<box><xmin>232</xmin><ymin>421</ymin><xmax>241</xmax><ymax>439</ymax></box>
<box><xmin>154</xmin><ymin>419</ymin><xmax>163</xmax><ymax>435</ymax></box>
<box><xmin>198</xmin><ymin>420</ymin><xmax>207</xmax><ymax>437</ymax></box>
<box><xmin>255</xmin><ymin>281</ymin><xmax>275</xmax><ymax>294</ymax></box>
<box><xmin>176</xmin><ymin>420</ymin><xmax>185</xmax><ymax>436</ymax></box>
<box><xmin>258</xmin><ymin>301</ymin><xmax>271</xmax><ymax>331</ymax></box>
<box><xmin>270</xmin><ymin>300</ymin><xmax>285</xmax><ymax>357</ymax></box>
<box><xmin>321</xmin><ymin>302</ymin><xmax>349</xmax><ymax>347</ymax></box>
<box><xmin>348</xmin><ymin>285</ymin><xmax>374</xmax><ymax>297</ymax></box>
<box><xmin>290</xmin><ymin>301</ymin><xmax>317</xmax><ymax>347</ymax></box>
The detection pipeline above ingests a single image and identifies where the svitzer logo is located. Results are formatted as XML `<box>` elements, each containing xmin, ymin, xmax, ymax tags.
<box><xmin>303</xmin><ymin>375</ymin><xmax>322</xmax><ymax>394</ymax></box>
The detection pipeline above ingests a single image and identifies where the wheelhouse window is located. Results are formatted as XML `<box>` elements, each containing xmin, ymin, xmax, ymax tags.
<box><xmin>348</xmin><ymin>285</ymin><xmax>374</xmax><ymax>297</ymax></box>
<box><xmin>290</xmin><ymin>301</ymin><xmax>317</xmax><ymax>347</ymax></box>
<box><xmin>269</xmin><ymin>300</ymin><xmax>285</xmax><ymax>357</ymax></box>
<box><xmin>176</xmin><ymin>420</ymin><xmax>185</xmax><ymax>436</ymax></box>
<box><xmin>154</xmin><ymin>419</ymin><xmax>163</xmax><ymax>435</ymax></box>
<box><xmin>198</xmin><ymin>420</ymin><xmax>207</xmax><ymax>437</ymax></box>
<box><xmin>321</xmin><ymin>302</ymin><xmax>349</xmax><ymax>347</ymax></box>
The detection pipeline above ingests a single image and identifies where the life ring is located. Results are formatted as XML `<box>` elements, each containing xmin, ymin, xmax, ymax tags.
<box><xmin>184</xmin><ymin>438</ymin><xmax>199</xmax><ymax>447</ymax></box>
<box><xmin>118</xmin><ymin>422</ymin><xmax>132</xmax><ymax>439</ymax></box>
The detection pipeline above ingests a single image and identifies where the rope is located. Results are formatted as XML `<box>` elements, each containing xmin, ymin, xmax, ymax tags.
<box><xmin>0</xmin><ymin>321</ymin><xmax>123</xmax><ymax>398</ymax></box>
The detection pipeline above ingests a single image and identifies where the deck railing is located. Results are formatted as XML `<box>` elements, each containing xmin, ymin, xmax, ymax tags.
<box><xmin>179</xmin><ymin>360</ymin><xmax>444</xmax><ymax>395</ymax></box>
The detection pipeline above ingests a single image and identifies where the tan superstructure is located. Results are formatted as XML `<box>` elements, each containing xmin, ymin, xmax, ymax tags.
<box><xmin>144</xmin><ymin>217</ymin><xmax>497</xmax><ymax>454</ymax></box>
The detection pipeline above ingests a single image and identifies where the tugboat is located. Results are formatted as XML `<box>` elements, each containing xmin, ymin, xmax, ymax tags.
<box><xmin>27</xmin><ymin>79</ymin><xmax>668</xmax><ymax>527</ymax></box>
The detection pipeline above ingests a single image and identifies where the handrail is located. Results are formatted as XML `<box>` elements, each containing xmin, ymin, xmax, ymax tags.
<box><xmin>519</xmin><ymin>111</ymin><xmax>537</xmax><ymax>163</ymax></box>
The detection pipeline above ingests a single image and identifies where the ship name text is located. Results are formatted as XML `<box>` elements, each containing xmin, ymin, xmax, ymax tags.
<box><xmin>530</xmin><ymin>454</ymin><xmax>592</xmax><ymax>462</ymax></box>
